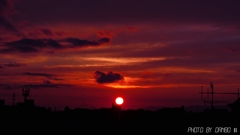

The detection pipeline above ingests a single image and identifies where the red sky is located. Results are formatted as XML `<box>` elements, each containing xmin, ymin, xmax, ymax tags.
<box><xmin>1</xmin><ymin>0</ymin><xmax>240</xmax><ymax>110</ymax></box>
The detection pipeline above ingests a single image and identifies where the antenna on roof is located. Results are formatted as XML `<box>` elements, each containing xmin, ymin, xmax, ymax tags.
<box><xmin>22</xmin><ymin>88</ymin><xmax>30</xmax><ymax>102</ymax></box>
<box><xmin>210</xmin><ymin>82</ymin><xmax>214</xmax><ymax>109</ymax></box>
<box><xmin>199</xmin><ymin>82</ymin><xmax>239</xmax><ymax>109</ymax></box>
<box><xmin>213</xmin><ymin>88</ymin><xmax>240</xmax><ymax>98</ymax></box>
<box><xmin>199</xmin><ymin>82</ymin><xmax>226</xmax><ymax>109</ymax></box>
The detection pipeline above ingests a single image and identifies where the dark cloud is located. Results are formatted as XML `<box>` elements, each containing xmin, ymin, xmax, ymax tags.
<box><xmin>0</xmin><ymin>16</ymin><xmax>17</xmax><ymax>32</ymax></box>
<box><xmin>26</xmin><ymin>28</ymin><xmax>69</xmax><ymax>38</ymax></box>
<box><xmin>64</xmin><ymin>38</ymin><xmax>97</xmax><ymax>46</ymax></box>
<box><xmin>0</xmin><ymin>0</ymin><xmax>24</xmax><ymax>36</ymax></box>
<box><xmin>43</xmin><ymin>80</ymin><xmax>51</xmax><ymax>84</ymax></box>
<box><xmin>4</xmin><ymin>62</ymin><xmax>26</xmax><ymax>67</ymax></box>
<box><xmin>23</xmin><ymin>72</ymin><xmax>53</xmax><ymax>78</ymax></box>
<box><xmin>40</xmin><ymin>28</ymin><xmax>54</xmax><ymax>36</ymax></box>
<box><xmin>22</xmin><ymin>83</ymin><xmax>59</xmax><ymax>89</ymax></box>
<box><xmin>0</xmin><ymin>82</ymin><xmax>72</xmax><ymax>90</ymax></box>
<box><xmin>99</xmin><ymin>38</ymin><xmax>110</xmax><ymax>43</ymax></box>
<box><xmin>0</xmin><ymin>84</ymin><xmax>13</xmax><ymax>90</ymax></box>
<box><xmin>3</xmin><ymin>39</ymin><xmax>37</xmax><ymax>52</ymax></box>
<box><xmin>22</xmin><ymin>83</ymin><xmax>72</xmax><ymax>89</ymax></box>
<box><xmin>2</xmin><ymin>38</ymin><xmax>61</xmax><ymax>53</ymax></box>
<box><xmin>1</xmin><ymin>37</ymin><xmax>110</xmax><ymax>53</ymax></box>
<box><xmin>27</xmin><ymin>28</ymin><xmax>56</xmax><ymax>37</ymax></box>
<box><xmin>9</xmin><ymin>38</ymin><xmax>45</xmax><ymax>47</ymax></box>
<box><xmin>0</xmin><ymin>0</ymin><xmax>10</xmax><ymax>11</ymax></box>
<box><xmin>45</xmin><ymin>39</ymin><xmax>62</xmax><ymax>48</ymax></box>
<box><xmin>7</xmin><ymin>38</ymin><xmax>61</xmax><ymax>47</ymax></box>
<box><xmin>63</xmin><ymin>37</ymin><xmax>110</xmax><ymax>47</ymax></box>
<box><xmin>94</xmin><ymin>71</ymin><xmax>124</xmax><ymax>83</ymax></box>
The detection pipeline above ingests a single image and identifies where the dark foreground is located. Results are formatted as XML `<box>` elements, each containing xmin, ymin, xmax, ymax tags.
<box><xmin>0</xmin><ymin>106</ymin><xmax>239</xmax><ymax>134</ymax></box>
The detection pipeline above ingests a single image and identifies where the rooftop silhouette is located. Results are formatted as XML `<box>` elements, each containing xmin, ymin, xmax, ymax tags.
<box><xmin>0</xmin><ymin>86</ymin><xmax>239</xmax><ymax>134</ymax></box>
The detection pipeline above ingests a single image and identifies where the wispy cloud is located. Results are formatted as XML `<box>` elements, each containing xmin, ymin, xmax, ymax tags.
<box><xmin>22</xmin><ymin>83</ymin><xmax>72</xmax><ymax>89</ymax></box>
<box><xmin>2</xmin><ymin>62</ymin><xmax>26</xmax><ymax>67</ymax></box>
<box><xmin>82</xmin><ymin>57</ymin><xmax>168</xmax><ymax>64</ymax></box>
<box><xmin>23</xmin><ymin>72</ymin><xmax>64</xmax><ymax>81</ymax></box>
<box><xmin>23</xmin><ymin>72</ymin><xmax>53</xmax><ymax>78</ymax></box>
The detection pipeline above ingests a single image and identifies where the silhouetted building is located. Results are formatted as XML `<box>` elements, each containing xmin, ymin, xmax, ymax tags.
<box><xmin>228</xmin><ymin>98</ymin><xmax>240</xmax><ymax>112</ymax></box>
<box><xmin>17</xmin><ymin>99</ymin><xmax>35</xmax><ymax>108</ymax></box>
<box><xmin>203</xmin><ymin>108</ymin><xmax>228</xmax><ymax>113</ymax></box>
<box><xmin>0</xmin><ymin>100</ymin><xmax>5</xmax><ymax>108</ymax></box>
<box><xmin>158</xmin><ymin>106</ymin><xmax>185</xmax><ymax>114</ymax></box>
<box><xmin>64</xmin><ymin>106</ymin><xmax>71</xmax><ymax>112</ymax></box>
<box><xmin>112</xmin><ymin>103</ymin><xmax>121</xmax><ymax>111</ymax></box>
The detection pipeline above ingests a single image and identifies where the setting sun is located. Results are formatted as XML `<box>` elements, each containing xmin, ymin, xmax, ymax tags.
<box><xmin>115</xmin><ymin>97</ymin><xmax>124</xmax><ymax>105</ymax></box>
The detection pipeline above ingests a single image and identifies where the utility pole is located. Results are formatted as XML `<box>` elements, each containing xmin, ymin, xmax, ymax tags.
<box><xmin>210</xmin><ymin>82</ymin><xmax>214</xmax><ymax>109</ymax></box>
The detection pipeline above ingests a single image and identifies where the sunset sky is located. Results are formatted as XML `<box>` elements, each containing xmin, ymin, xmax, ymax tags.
<box><xmin>1</xmin><ymin>0</ymin><xmax>240</xmax><ymax>110</ymax></box>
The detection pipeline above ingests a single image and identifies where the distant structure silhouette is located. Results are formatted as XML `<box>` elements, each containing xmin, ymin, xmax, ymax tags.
<box><xmin>0</xmin><ymin>99</ymin><xmax>4</xmax><ymax>107</ymax></box>
<box><xmin>0</xmin><ymin>86</ymin><xmax>239</xmax><ymax>133</ymax></box>
<box><xmin>210</xmin><ymin>82</ymin><xmax>214</xmax><ymax>109</ymax></box>
<box><xmin>112</xmin><ymin>103</ymin><xmax>121</xmax><ymax>111</ymax></box>
<box><xmin>200</xmin><ymin>83</ymin><xmax>240</xmax><ymax>111</ymax></box>
<box><xmin>199</xmin><ymin>82</ymin><xmax>228</xmax><ymax>109</ymax></box>
<box><xmin>17</xmin><ymin>88</ymin><xmax>35</xmax><ymax>108</ymax></box>
<box><xmin>228</xmin><ymin>98</ymin><xmax>240</xmax><ymax>112</ymax></box>
<box><xmin>22</xmin><ymin>88</ymin><xmax>30</xmax><ymax>102</ymax></box>
<box><xmin>214</xmin><ymin>88</ymin><xmax>240</xmax><ymax>99</ymax></box>
<box><xmin>199</xmin><ymin>82</ymin><xmax>216</xmax><ymax>109</ymax></box>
